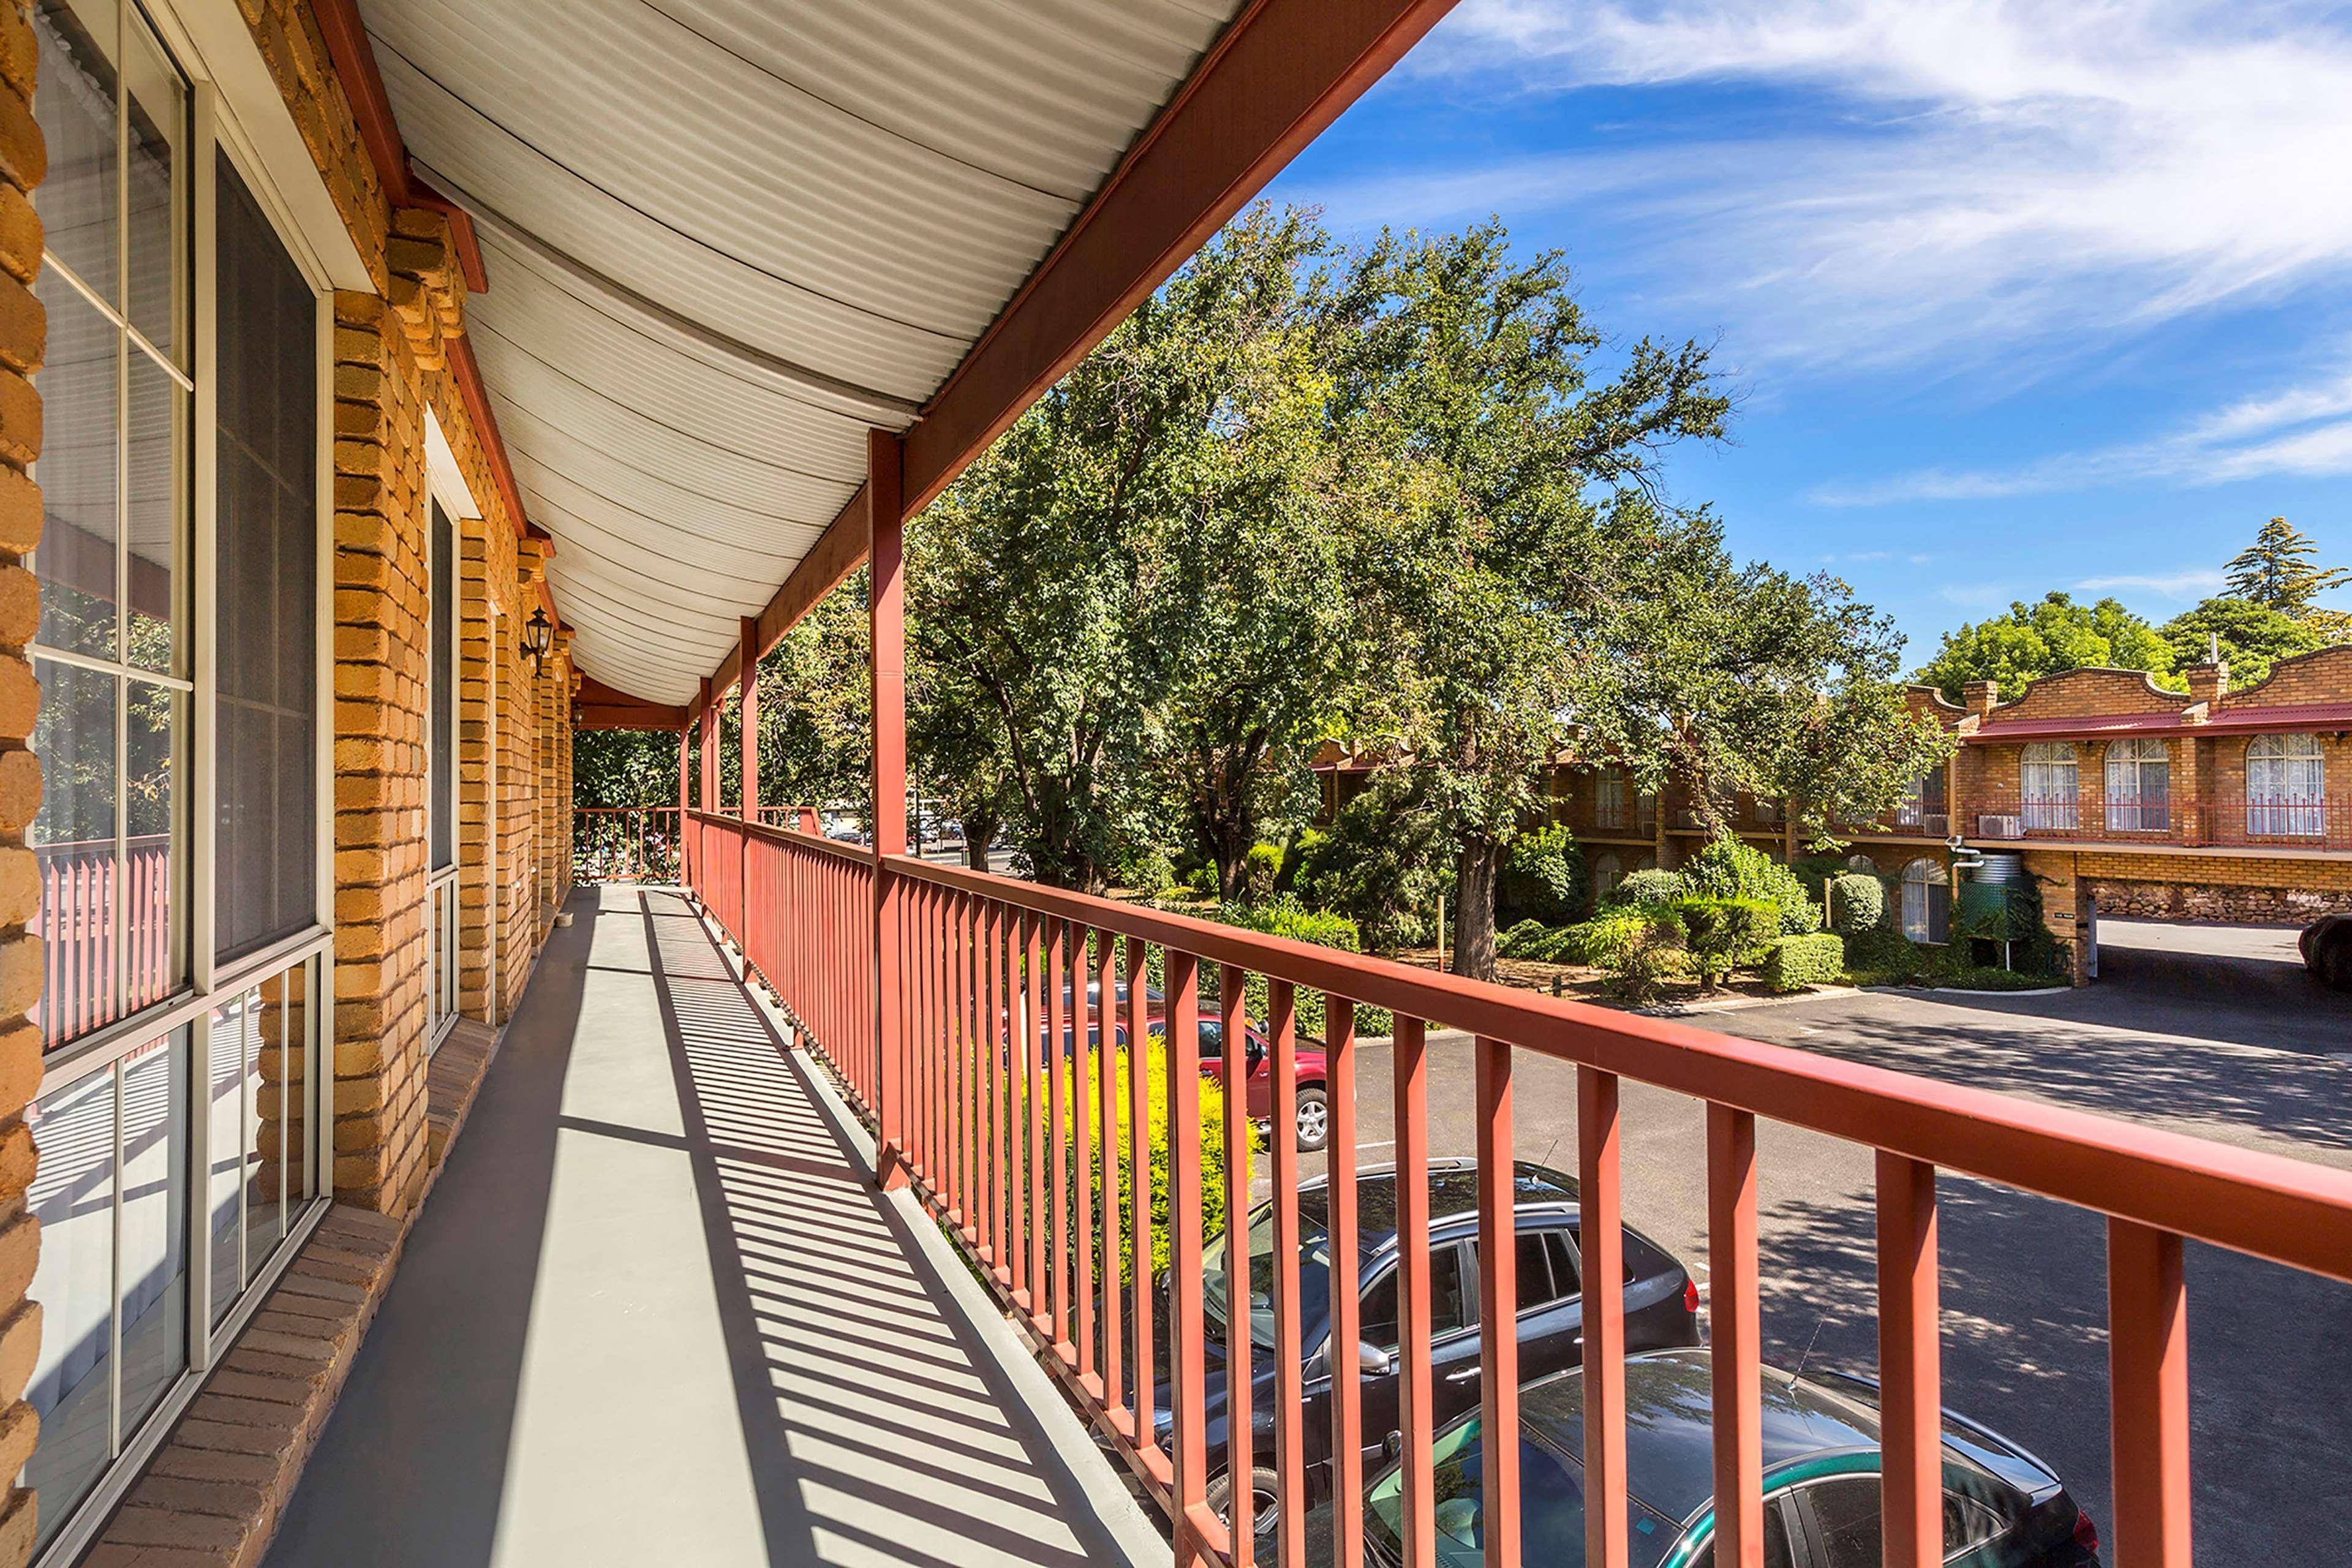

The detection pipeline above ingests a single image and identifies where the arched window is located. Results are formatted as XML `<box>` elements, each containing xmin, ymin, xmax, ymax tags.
<box><xmin>1591</xmin><ymin>851</ymin><xmax>1623</xmax><ymax>900</ymax></box>
<box><xmin>2248</xmin><ymin>734</ymin><xmax>2325</xmax><ymax>837</ymax></box>
<box><xmin>1900</xmin><ymin>858</ymin><xmax>1950</xmax><ymax>944</ymax></box>
<box><xmin>2019</xmin><ymin>742</ymin><xmax>2078</xmax><ymax>831</ymax></box>
<box><xmin>1845</xmin><ymin>854</ymin><xmax>1879</xmax><ymax>873</ymax></box>
<box><xmin>2104</xmin><ymin>737</ymin><xmax>2170</xmax><ymax>833</ymax></box>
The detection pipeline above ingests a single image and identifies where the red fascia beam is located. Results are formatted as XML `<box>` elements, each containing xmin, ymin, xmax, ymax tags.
<box><xmin>699</xmin><ymin>0</ymin><xmax>1459</xmax><ymax>707</ymax></box>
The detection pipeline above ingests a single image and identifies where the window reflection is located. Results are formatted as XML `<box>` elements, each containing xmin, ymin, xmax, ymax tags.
<box><xmin>32</xmin><ymin>659</ymin><xmax>118</xmax><ymax>1049</ymax></box>
<box><xmin>29</xmin><ymin>0</ymin><xmax>116</xmax><ymax>306</ymax></box>
<box><xmin>23</xmin><ymin>1066</ymin><xmax>115</xmax><ymax>1540</ymax></box>
<box><xmin>118</xmin><ymin>1037</ymin><xmax>188</xmax><ymax>1436</ymax></box>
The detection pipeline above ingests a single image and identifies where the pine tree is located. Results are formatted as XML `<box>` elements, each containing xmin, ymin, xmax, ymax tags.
<box><xmin>2225</xmin><ymin>517</ymin><xmax>2350</xmax><ymax>617</ymax></box>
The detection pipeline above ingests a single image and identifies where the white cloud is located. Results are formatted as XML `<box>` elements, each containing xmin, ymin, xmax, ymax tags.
<box><xmin>1812</xmin><ymin>352</ymin><xmax>2352</xmax><ymax>502</ymax></box>
<box><xmin>2075</xmin><ymin>568</ymin><xmax>2225</xmax><ymax>598</ymax></box>
<box><xmin>1937</xmin><ymin>581</ymin><xmax>2018</xmax><ymax>610</ymax></box>
<box><xmin>1352</xmin><ymin>1</ymin><xmax>2352</xmax><ymax>371</ymax></box>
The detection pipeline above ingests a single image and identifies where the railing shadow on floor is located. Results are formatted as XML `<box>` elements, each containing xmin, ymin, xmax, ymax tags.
<box><xmin>268</xmin><ymin>883</ymin><xmax>1144</xmax><ymax>1568</ymax></box>
<box><xmin>631</xmin><ymin>889</ymin><xmax>1135</xmax><ymax>1568</ymax></box>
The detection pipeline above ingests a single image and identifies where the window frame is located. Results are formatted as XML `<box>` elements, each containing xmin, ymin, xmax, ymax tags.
<box><xmin>2247</xmin><ymin>732</ymin><xmax>2325</xmax><ymax>838</ymax></box>
<box><xmin>24</xmin><ymin>11</ymin><xmax>342</xmax><ymax>1561</ymax></box>
<box><xmin>2102</xmin><ymin>736</ymin><xmax>2170</xmax><ymax>834</ymax></box>
<box><xmin>2018</xmin><ymin>741</ymin><xmax>2078</xmax><ymax>832</ymax></box>
<box><xmin>1899</xmin><ymin>857</ymin><xmax>1950</xmax><ymax>946</ymax></box>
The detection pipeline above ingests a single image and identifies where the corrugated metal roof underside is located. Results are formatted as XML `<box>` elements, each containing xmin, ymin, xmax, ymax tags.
<box><xmin>361</xmin><ymin>0</ymin><xmax>1244</xmax><ymax>705</ymax></box>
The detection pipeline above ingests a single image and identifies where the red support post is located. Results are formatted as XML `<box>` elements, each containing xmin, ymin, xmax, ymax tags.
<box><xmin>1708</xmin><ymin>1105</ymin><xmax>1762</xmax><ymax>1567</ymax></box>
<box><xmin>1474</xmin><ymin>1035</ymin><xmax>1520</xmax><ymax>1568</ymax></box>
<box><xmin>870</xmin><ymin>431</ymin><xmax>909</xmax><ymax>1189</ymax></box>
<box><xmin>738</xmin><ymin>614</ymin><xmax>760</xmax><ymax>823</ymax></box>
<box><xmin>2109</xmin><ymin>1219</ymin><xmax>2191</xmax><ymax>1568</ymax></box>
<box><xmin>1877</xmin><ymin>1153</ymin><xmax>1942</xmax><ymax>1568</ymax></box>
<box><xmin>676</xmin><ymin>727</ymin><xmax>690</xmax><ymax>883</ymax></box>
<box><xmin>1580</xmin><ymin>1068</ymin><xmax>1627</xmax><ymax>1568</ymax></box>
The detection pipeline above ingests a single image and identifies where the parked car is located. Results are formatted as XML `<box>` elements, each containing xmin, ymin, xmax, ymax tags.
<box><xmin>1311</xmin><ymin>1347</ymin><xmax>2100</xmax><ymax>1567</ymax></box>
<box><xmin>1160</xmin><ymin>1159</ymin><xmax>1702</xmax><ymax>1553</ymax></box>
<box><xmin>2300</xmin><ymin>914</ymin><xmax>2352</xmax><ymax>991</ymax></box>
<box><xmin>1033</xmin><ymin>983</ymin><xmax>1331</xmax><ymax>1151</ymax></box>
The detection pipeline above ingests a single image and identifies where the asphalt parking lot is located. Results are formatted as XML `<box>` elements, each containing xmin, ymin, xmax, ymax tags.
<box><xmin>1284</xmin><ymin>969</ymin><xmax>2352</xmax><ymax>1564</ymax></box>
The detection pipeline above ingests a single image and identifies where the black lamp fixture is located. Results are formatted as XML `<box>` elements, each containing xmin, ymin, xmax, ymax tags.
<box><xmin>521</xmin><ymin>606</ymin><xmax>554</xmax><ymax>669</ymax></box>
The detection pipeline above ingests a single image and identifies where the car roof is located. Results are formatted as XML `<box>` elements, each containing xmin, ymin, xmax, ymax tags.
<box><xmin>1518</xmin><ymin>1349</ymin><xmax>1883</xmax><ymax>1523</ymax></box>
<box><xmin>1292</xmin><ymin>1160</ymin><xmax>1581</xmax><ymax>1259</ymax></box>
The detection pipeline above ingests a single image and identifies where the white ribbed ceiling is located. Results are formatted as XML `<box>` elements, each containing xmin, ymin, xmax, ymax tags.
<box><xmin>361</xmin><ymin>0</ymin><xmax>1244</xmax><ymax>704</ymax></box>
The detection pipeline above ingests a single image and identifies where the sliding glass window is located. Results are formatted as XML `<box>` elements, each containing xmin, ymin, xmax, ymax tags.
<box><xmin>28</xmin><ymin>0</ymin><xmax>189</xmax><ymax>1050</ymax></box>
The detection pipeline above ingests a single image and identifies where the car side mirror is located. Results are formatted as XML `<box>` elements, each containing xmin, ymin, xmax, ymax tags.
<box><xmin>1358</xmin><ymin>1341</ymin><xmax>1395</xmax><ymax>1376</ymax></box>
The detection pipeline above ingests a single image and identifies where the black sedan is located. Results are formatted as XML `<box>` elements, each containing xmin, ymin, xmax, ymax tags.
<box><xmin>1322</xmin><ymin>1348</ymin><xmax>2100</xmax><ymax>1567</ymax></box>
<box><xmin>1158</xmin><ymin>1159</ymin><xmax>1702</xmax><ymax>1551</ymax></box>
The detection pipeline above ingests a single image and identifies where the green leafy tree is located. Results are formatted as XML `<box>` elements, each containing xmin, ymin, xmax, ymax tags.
<box><xmin>2157</xmin><ymin>596</ymin><xmax>2323</xmax><ymax>690</ymax></box>
<box><xmin>2225</xmin><ymin>517</ymin><xmax>2349</xmax><ymax>624</ymax></box>
<box><xmin>909</xmin><ymin>206</ymin><xmax>1354</xmax><ymax>892</ymax></box>
<box><xmin>1917</xmin><ymin>592</ymin><xmax>2174</xmax><ymax>701</ymax></box>
<box><xmin>1595</xmin><ymin>526</ymin><xmax>1953</xmax><ymax>853</ymax></box>
<box><xmin>573</xmin><ymin>729</ymin><xmax>679</xmax><ymax>809</ymax></box>
<box><xmin>1331</xmin><ymin>221</ymin><xmax>1731</xmax><ymax>981</ymax></box>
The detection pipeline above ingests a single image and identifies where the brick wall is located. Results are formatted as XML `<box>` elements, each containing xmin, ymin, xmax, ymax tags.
<box><xmin>2076</xmin><ymin>850</ymin><xmax>2352</xmax><ymax>921</ymax></box>
<box><xmin>0</xmin><ymin>9</ymin><xmax>40</xmax><ymax>1558</ymax></box>
<box><xmin>326</xmin><ymin>288</ymin><xmax>435</xmax><ymax>1213</ymax></box>
<box><xmin>2214</xmin><ymin>645</ymin><xmax>2352</xmax><ymax>709</ymax></box>
<box><xmin>1982</xmin><ymin>666</ymin><xmax>2190</xmax><ymax>722</ymax></box>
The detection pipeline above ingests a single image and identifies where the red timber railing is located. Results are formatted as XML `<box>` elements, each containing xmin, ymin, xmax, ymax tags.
<box><xmin>572</xmin><ymin>807</ymin><xmax>684</xmax><ymax>883</ymax></box>
<box><xmin>684</xmin><ymin>808</ymin><xmax>2352</xmax><ymax>1568</ymax></box>
<box><xmin>38</xmin><ymin>834</ymin><xmax>172</xmax><ymax>1050</ymax></box>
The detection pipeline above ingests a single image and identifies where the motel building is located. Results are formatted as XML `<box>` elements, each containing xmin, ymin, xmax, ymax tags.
<box><xmin>0</xmin><ymin>3</ymin><xmax>2338</xmax><ymax>1568</ymax></box>
<box><xmin>1320</xmin><ymin>649</ymin><xmax>2352</xmax><ymax>987</ymax></box>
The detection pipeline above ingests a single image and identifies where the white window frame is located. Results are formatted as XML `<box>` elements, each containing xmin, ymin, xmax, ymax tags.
<box><xmin>2103</xmin><ymin>737</ymin><xmax>2170</xmax><ymax>834</ymax></box>
<box><xmin>424</xmin><ymin>413</ymin><xmax>479</xmax><ymax>1054</ymax></box>
<box><xmin>1900</xmin><ymin>858</ymin><xmax>1949</xmax><ymax>945</ymax></box>
<box><xmin>2247</xmin><ymin>733</ymin><xmax>2325</xmax><ymax>839</ymax></box>
<box><xmin>26</xmin><ymin>2</ymin><xmax>351</xmax><ymax>1556</ymax></box>
<box><xmin>2019</xmin><ymin>742</ymin><xmax>2078</xmax><ymax>832</ymax></box>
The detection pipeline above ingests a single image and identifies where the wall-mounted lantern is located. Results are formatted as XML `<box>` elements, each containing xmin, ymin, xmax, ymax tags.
<box><xmin>522</xmin><ymin>607</ymin><xmax>554</xmax><ymax>669</ymax></box>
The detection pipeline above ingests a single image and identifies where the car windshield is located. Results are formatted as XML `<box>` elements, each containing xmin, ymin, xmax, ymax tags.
<box><xmin>1200</xmin><ymin>1200</ymin><xmax>1335</xmax><ymax>1351</ymax></box>
<box><xmin>1365</xmin><ymin>1411</ymin><xmax>1677</xmax><ymax>1567</ymax></box>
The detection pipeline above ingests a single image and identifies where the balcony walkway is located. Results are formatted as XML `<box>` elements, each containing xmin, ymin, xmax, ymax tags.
<box><xmin>261</xmin><ymin>884</ymin><xmax>1157</xmax><ymax>1568</ymax></box>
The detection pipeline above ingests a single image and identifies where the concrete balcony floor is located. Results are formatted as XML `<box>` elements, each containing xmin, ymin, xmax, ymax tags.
<box><xmin>264</xmin><ymin>884</ymin><xmax>1155</xmax><ymax>1568</ymax></box>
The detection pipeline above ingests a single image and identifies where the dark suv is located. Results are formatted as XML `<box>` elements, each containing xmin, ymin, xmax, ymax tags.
<box><xmin>1156</xmin><ymin>1158</ymin><xmax>1701</xmax><ymax>1550</ymax></box>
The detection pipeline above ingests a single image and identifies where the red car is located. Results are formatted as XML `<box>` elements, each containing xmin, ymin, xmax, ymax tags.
<box><xmin>1042</xmin><ymin>983</ymin><xmax>1333</xmax><ymax>1152</ymax></box>
<box><xmin>1143</xmin><ymin>1007</ymin><xmax>1331</xmax><ymax>1154</ymax></box>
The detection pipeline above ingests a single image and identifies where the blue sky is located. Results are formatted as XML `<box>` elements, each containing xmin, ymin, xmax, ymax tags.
<box><xmin>1261</xmin><ymin>0</ymin><xmax>2352</xmax><ymax>668</ymax></box>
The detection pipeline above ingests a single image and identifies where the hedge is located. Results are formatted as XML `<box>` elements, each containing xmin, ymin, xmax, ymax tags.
<box><xmin>1675</xmin><ymin>897</ymin><xmax>1777</xmax><ymax>989</ymax></box>
<box><xmin>1136</xmin><ymin>897</ymin><xmax>1398</xmax><ymax>1037</ymax></box>
<box><xmin>1825</xmin><ymin>872</ymin><xmax>1886</xmax><ymax>936</ymax></box>
<box><xmin>1762</xmin><ymin>933</ymin><xmax>1844</xmax><ymax>993</ymax></box>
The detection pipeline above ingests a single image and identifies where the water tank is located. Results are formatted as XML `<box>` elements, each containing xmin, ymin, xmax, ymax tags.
<box><xmin>1972</xmin><ymin>851</ymin><xmax>2026</xmax><ymax>885</ymax></box>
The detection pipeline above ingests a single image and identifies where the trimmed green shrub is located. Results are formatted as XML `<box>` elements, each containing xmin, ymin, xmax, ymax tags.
<box><xmin>1182</xmin><ymin>863</ymin><xmax>1218</xmax><ymax>897</ymax></box>
<box><xmin>1497</xmin><ymin>918</ymin><xmax>1550</xmax><ymax>959</ymax></box>
<box><xmin>1825</xmin><ymin>872</ymin><xmax>1887</xmax><ymax>936</ymax></box>
<box><xmin>1763</xmin><ymin>933</ymin><xmax>1844</xmax><ymax>993</ymax></box>
<box><xmin>1502</xmin><ymin>824</ymin><xmax>1584</xmax><ymax>923</ymax></box>
<box><xmin>1681</xmin><ymin>837</ymin><xmax>1819</xmax><ymax>934</ymax></box>
<box><xmin>1609</xmin><ymin>868</ymin><xmax>1685</xmax><ymax>908</ymax></box>
<box><xmin>1047</xmin><ymin>1034</ymin><xmax>1250</xmax><ymax>1283</ymax></box>
<box><xmin>1605</xmin><ymin>913</ymin><xmax>1686</xmax><ymax>1003</ymax></box>
<box><xmin>1675</xmin><ymin>897</ymin><xmax>1778</xmax><ymax>990</ymax></box>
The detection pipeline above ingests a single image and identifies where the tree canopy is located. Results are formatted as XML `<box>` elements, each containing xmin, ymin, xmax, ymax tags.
<box><xmin>2226</xmin><ymin>517</ymin><xmax>2350</xmax><ymax>623</ymax></box>
<box><xmin>2155</xmin><ymin>595</ymin><xmax>2322</xmax><ymax>690</ymax></box>
<box><xmin>1917</xmin><ymin>592</ymin><xmax>2174</xmax><ymax>702</ymax></box>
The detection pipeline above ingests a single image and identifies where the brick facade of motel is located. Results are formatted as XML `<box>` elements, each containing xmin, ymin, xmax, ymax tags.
<box><xmin>0</xmin><ymin>2</ymin><xmax>577</xmax><ymax>1559</ymax></box>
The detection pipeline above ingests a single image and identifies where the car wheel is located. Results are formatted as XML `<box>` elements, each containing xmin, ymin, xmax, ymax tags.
<box><xmin>1206</xmin><ymin>1465</ymin><xmax>1281</xmax><ymax>1555</ymax></box>
<box><xmin>1295</xmin><ymin>1087</ymin><xmax>1330</xmax><ymax>1152</ymax></box>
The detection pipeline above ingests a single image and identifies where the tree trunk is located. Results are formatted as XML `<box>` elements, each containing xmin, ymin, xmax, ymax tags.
<box><xmin>1454</xmin><ymin>840</ymin><xmax>1501</xmax><ymax>982</ymax></box>
<box><xmin>961</xmin><ymin>815</ymin><xmax>996</xmax><ymax>872</ymax></box>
